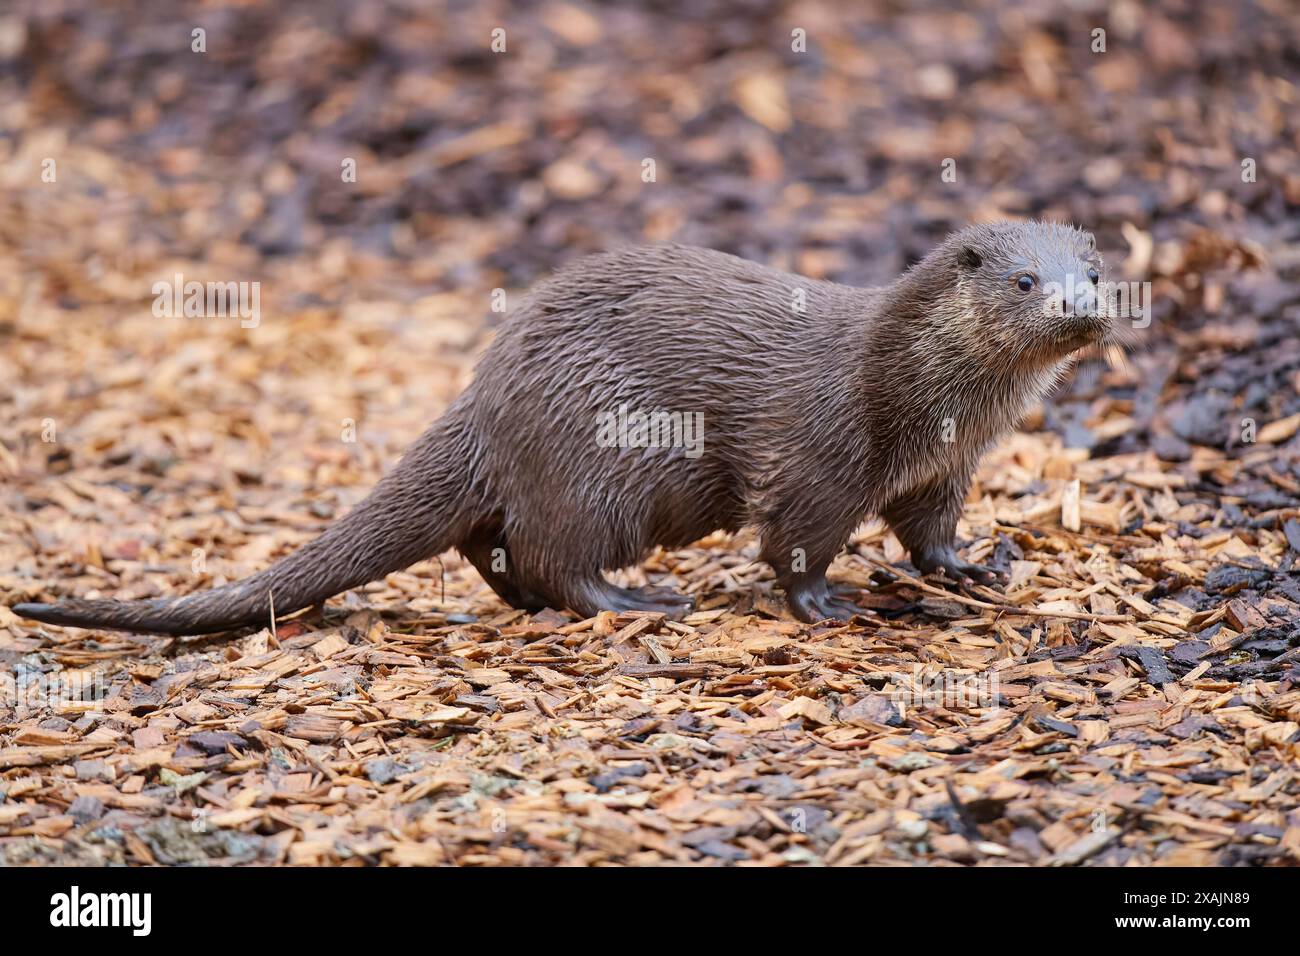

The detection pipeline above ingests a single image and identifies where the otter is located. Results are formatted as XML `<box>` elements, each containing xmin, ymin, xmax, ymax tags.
<box><xmin>13</xmin><ymin>221</ymin><xmax>1111</xmax><ymax>635</ymax></box>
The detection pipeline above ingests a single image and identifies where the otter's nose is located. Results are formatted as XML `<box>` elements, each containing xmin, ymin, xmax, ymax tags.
<box><xmin>1061</xmin><ymin>276</ymin><xmax>1097</xmax><ymax>317</ymax></box>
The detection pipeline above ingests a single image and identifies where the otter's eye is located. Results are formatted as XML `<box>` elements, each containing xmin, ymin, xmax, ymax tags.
<box><xmin>1087</xmin><ymin>268</ymin><xmax>1099</xmax><ymax>285</ymax></box>
<box><xmin>1016</xmin><ymin>275</ymin><xmax>1035</xmax><ymax>292</ymax></box>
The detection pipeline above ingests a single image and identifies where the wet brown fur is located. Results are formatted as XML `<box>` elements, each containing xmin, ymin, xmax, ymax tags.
<box><xmin>14</xmin><ymin>220</ymin><xmax>1111</xmax><ymax>634</ymax></box>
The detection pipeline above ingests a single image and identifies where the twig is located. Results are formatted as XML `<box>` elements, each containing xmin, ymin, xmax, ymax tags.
<box><xmin>268</xmin><ymin>589</ymin><xmax>278</xmax><ymax>644</ymax></box>
<box><xmin>857</xmin><ymin>556</ymin><xmax>1134</xmax><ymax>623</ymax></box>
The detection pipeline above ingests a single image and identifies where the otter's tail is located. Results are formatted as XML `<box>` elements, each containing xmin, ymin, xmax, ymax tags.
<box><xmin>13</xmin><ymin>415</ymin><xmax>481</xmax><ymax>636</ymax></box>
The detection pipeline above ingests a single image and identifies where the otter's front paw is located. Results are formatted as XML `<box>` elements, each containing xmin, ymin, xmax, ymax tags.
<box><xmin>912</xmin><ymin>547</ymin><xmax>1006</xmax><ymax>587</ymax></box>
<box><xmin>787</xmin><ymin>582</ymin><xmax>864</xmax><ymax>624</ymax></box>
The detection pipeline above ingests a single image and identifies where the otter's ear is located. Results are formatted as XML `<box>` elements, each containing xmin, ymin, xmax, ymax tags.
<box><xmin>957</xmin><ymin>246</ymin><xmax>982</xmax><ymax>271</ymax></box>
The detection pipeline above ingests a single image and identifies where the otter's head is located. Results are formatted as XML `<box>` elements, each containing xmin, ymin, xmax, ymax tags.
<box><xmin>949</xmin><ymin>221</ymin><xmax>1111</xmax><ymax>366</ymax></box>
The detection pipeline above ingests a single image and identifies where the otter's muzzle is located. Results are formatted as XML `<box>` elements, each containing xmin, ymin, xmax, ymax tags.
<box><xmin>1044</xmin><ymin>276</ymin><xmax>1107</xmax><ymax>348</ymax></box>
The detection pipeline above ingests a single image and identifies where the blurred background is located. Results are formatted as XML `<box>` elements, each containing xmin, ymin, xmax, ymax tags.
<box><xmin>1</xmin><ymin>0</ymin><xmax>1298</xmax><ymax>583</ymax></box>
